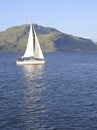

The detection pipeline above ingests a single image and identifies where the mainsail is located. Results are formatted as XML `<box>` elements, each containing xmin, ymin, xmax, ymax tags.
<box><xmin>33</xmin><ymin>27</ymin><xmax>44</xmax><ymax>59</ymax></box>
<box><xmin>22</xmin><ymin>24</ymin><xmax>44</xmax><ymax>60</ymax></box>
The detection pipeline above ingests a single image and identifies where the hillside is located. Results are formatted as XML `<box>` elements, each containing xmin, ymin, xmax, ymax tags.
<box><xmin>0</xmin><ymin>24</ymin><xmax>97</xmax><ymax>52</ymax></box>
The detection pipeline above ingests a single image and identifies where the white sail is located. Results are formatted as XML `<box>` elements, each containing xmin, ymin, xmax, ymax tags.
<box><xmin>33</xmin><ymin>28</ymin><xmax>44</xmax><ymax>59</ymax></box>
<box><xmin>22</xmin><ymin>24</ymin><xmax>34</xmax><ymax>58</ymax></box>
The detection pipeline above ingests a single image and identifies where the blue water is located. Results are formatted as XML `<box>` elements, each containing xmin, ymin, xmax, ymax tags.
<box><xmin>0</xmin><ymin>52</ymin><xmax>97</xmax><ymax>130</ymax></box>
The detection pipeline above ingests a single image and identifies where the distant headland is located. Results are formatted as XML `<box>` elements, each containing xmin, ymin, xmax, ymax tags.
<box><xmin>0</xmin><ymin>24</ymin><xmax>97</xmax><ymax>52</ymax></box>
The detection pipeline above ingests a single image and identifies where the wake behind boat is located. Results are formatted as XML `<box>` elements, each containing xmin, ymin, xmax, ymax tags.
<box><xmin>16</xmin><ymin>23</ymin><xmax>45</xmax><ymax>65</ymax></box>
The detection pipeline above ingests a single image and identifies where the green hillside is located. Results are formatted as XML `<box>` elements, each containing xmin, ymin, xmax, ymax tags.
<box><xmin>0</xmin><ymin>24</ymin><xmax>97</xmax><ymax>52</ymax></box>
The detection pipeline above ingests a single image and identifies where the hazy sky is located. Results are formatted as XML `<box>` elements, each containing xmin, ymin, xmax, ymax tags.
<box><xmin>0</xmin><ymin>0</ymin><xmax>97</xmax><ymax>41</ymax></box>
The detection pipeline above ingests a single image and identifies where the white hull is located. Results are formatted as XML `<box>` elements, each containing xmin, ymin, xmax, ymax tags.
<box><xmin>16</xmin><ymin>59</ymin><xmax>45</xmax><ymax>65</ymax></box>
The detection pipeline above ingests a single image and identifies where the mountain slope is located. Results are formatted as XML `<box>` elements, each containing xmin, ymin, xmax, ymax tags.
<box><xmin>0</xmin><ymin>24</ymin><xmax>97</xmax><ymax>52</ymax></box>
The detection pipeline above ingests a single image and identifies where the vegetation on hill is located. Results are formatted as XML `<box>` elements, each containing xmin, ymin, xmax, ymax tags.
<box><xmin>0</xmin><ymin>24</ymin><xmax>97</xmax><ymax>52</ymax></box>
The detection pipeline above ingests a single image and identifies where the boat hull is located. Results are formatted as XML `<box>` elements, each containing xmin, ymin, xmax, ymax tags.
<box><xmin>16</xmin><ymin>59</ymin><xmax>45</xmax><ymax>65</ymax></box>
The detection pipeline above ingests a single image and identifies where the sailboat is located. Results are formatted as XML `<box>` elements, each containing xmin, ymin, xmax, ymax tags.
<box><xmin>16</xmin><ymin>23</ymin><xmax>45</xmax><ymax>65</ymax></box>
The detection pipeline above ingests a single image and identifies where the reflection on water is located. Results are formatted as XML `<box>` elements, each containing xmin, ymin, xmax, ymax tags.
<box><xmin>15</xmin><ymin>65</ymin><xmax>47</xmax><ymax>129</ymax></box>
<box><xmin>22</xmin><ymin>65</ymin><xmax>44</xmax><ymax>75</ymax></box>
<box><xmin>20</xmin><ymin>64</ymin><xmax>45</xmax><ymax>96</ymax></box>
<box><xmin>19</xmin><ymin>64</ymin><xmax>44</xmax><ymax>82</ymax></box>
<box><xmin>21</xmin><ymin>64</ymin><xmax>45</xmax><ymax>96</ymax></box>
<box><xmin>21</xmin><ymin>64</ymin><xmax>44</xmax><ymax>76</ymax></box>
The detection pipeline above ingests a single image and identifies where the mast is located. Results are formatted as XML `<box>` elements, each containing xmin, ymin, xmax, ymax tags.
<box><xmin>32</xmin><ymin>25</ymin><xmax>35</xmax><ymax>55</ymax></box>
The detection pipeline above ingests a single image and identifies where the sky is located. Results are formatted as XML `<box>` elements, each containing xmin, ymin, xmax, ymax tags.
<box><xmin>0</xmin><ymin>0</ymin><xmax>97</xmax><ymax>41</ymax></box>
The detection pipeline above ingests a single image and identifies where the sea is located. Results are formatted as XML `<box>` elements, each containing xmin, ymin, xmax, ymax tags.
<box><xmin>0</xmin><ymin>52</ymin><xmax>97</xmax><ymax>130</ymax></box>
